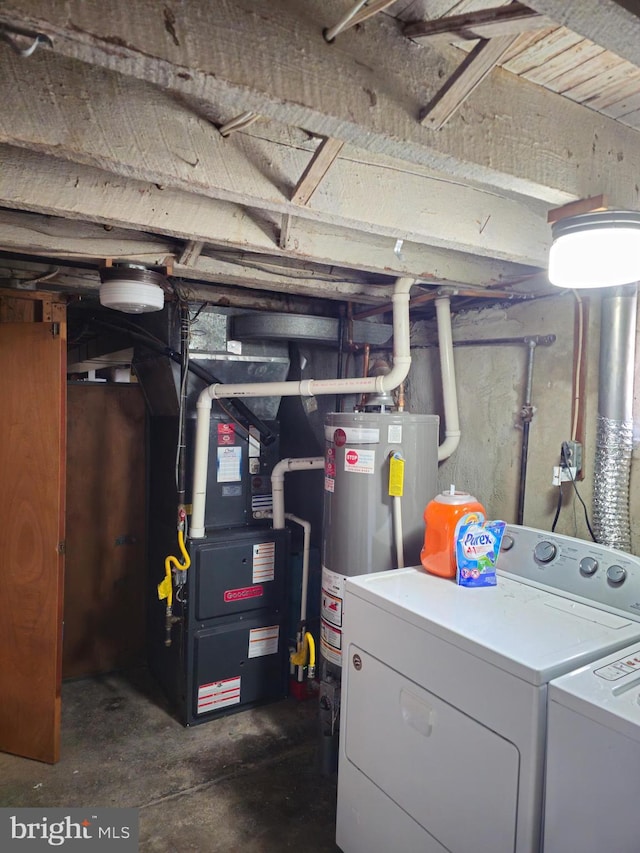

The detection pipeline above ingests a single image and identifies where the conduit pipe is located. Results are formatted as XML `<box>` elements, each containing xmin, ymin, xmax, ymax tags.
<box><xmin>593</xmin><ymin>284</ymin><xmax>637</xmax><ymax>550</ymax></box>
<box><xmin>435</xmin><ymin>295</ymin><xmax>461</xmax><ymax>461</ymax></box>
<box><xmin>190</xmin><ymin>277</ymin><xmax>415</xmax><ymax>538</ymax></box>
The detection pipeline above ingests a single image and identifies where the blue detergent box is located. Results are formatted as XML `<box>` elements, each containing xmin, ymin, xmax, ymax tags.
<box><xmin>456</xmin><ymin>520</ymin><xmax>506</xmax><ymax>587</ymax></box>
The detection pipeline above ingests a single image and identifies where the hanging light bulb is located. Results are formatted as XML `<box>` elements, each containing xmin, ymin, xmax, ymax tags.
<box><xmin>99</xmin><ymin>263</ymin><xmax>166</xmax><ymax>313</ymax></box>
<box><xmin>549</xmin><ymin>210</ymin><xmax>640</xmax><ymax>288</ymax></box>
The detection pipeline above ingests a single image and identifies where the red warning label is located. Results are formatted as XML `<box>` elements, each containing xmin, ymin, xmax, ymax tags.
<box><xmin>334</xmin><ymin>429</ymin><xmax>347</xmax><ymax>447</ymax></box>
<box><xmin>344</xmin><ymin>447</ymin><xmax>375</xmax><ymax>474</ymax></box>
<box><xmin>218</xmin><ymin>423</ymin><xmax>236</xmax><ymax>445</ymax></box>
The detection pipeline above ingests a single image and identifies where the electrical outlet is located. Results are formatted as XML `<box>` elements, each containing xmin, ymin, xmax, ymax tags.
<box><xmin>561</xmin><ymin>440</ymin><xmax>582</xmax><ymax>475</ymax></box>
<box><xmin>552</xmin><ymin>465</ymin><xmax>578</xmax><ymax>486</ymax></box>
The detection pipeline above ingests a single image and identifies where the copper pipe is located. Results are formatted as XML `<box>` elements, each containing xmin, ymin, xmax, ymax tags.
<box><xmin>358</xmin><ymin>343</ymin><xmax>371</xmax><ymax>408</ymax></box>
<box><xmin>397</xmin><ymin>380</ymin><xmax>405</xmax><ymax>412</ymax></box>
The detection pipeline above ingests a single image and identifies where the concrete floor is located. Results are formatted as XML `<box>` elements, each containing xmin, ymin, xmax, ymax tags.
<box><xmin>0</xmin><ymin>668</ymin><xmax>339</xmax><ymax>852</ymax></box>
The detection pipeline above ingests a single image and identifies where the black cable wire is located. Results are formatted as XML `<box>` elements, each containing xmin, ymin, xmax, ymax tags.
<box><xmin>561</xmin><ymin>443</ymin><xmax>597</xmax><ymax>542</ymax></box>
<box><xmin>551</xmin><ymin>484</ymin><xmax>563</xmax><ymax>532</ymax></box>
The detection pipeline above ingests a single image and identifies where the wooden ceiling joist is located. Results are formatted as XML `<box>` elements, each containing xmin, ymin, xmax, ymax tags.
<box><xmin>420</xmin><ymin>34</ymin><xmax>521</xmax><ymax>129</ymax></box>
<box><xmin>291</xmin><ymin>137</ymin><xmax>345</xmax><ymax>206</ymax></box>
<box><xmin>404</xmin><ymin>3</ymin><xmax>546</xmax><ymax>42</ymax></box>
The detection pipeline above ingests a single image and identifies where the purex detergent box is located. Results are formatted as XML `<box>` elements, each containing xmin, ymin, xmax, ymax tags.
<box><xmin>455</xmin><ymin>520</ymin><xmax>506</xmax><ymax>587</ymax></box>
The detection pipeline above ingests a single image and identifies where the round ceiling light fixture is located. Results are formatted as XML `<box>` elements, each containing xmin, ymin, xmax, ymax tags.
<box><xmin>549</xmin><ymin>210</ymin><xmax>640</xmax><ymax>289</ymax></box>
<box><xmin>99</xmin><ymin>263</ymin><xmax>166</xmax><ymax>313</ymax></box>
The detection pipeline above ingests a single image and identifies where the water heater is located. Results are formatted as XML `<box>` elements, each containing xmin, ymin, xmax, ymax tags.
<box><xmin>320</xmin><ymin>412</ymin><xmax>439</xmax><ymax>670</ymax></box>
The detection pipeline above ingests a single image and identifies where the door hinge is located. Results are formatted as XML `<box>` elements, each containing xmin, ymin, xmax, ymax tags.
<box><xmin>51</xmin><ymin>322</ymin><xmax>60</xmax><ymax>337</ymax></box>
<box><xmin>57</xmin><ymin>540</ymin><xmax>66</xmax><ymax>554</ymax></box>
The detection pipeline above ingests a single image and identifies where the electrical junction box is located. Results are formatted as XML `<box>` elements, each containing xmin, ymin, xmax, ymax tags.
<box><xmin>552</xmin><ymin>441</ymin><xmax>582</xmax><ymax>485</ymax></box>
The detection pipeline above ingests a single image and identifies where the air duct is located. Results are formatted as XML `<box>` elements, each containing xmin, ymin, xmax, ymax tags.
<box><xmin>593</xmin><ymin>284</ymin><xmax>637</xmax><ymax>550</ymax></box>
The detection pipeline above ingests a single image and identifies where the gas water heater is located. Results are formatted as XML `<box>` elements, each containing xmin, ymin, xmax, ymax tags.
<box><xmin>319</xmin><ymin>411</ymin><xmax>439</xmax><ymax>756</ymax></box>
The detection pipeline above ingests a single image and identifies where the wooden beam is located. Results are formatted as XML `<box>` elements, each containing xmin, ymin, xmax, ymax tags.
<box><xmin>0</xmin><ymin>48</ymin><xmax>553</xmax><ymax>265</ymax></box>
<box><xmin>0</xmin><ymin>156</ymin><xmax>540</xmax><ymax>288</ymax></box>
<box><xmin>420</xmin><ymin>35</ymin><xmax>521</xmax><ymax>129</ymax></box>
<box><xmin>547</xmin><ymin>194</ymin><xmax>608</xmax><ymax>223</ymax></box>
<box><xmin>279</xmin><ymin>214</ymin><xmax>293</xmax><ymax>250</ymax></box>
<box><xmin>404</xmin><ymin>3</ymin><xmax>546</xmax><ymax>42</ymax></box>
<box><xmin>177</xmin><ymin>240</ymin><xmax>204</xmax><ymax>267</ymax></box>
<box><xmin>0</xmin><ymin>259</ymin><xmax>340</xmax><ymax>315</ymax></box>
<box><xmin>3</xmin><ymin>0</ymin><xmax>640</xmax><ymax>205</ymax></box>
<box><xmin>291</xmin><ymin>138</ymin><xmax>345</xmax><ymax>206</ymax></box>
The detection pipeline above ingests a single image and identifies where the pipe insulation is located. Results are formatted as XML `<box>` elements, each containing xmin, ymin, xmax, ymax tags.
<box><xmin>593</xmin><ymin>284</ymin><xmax>637</xmax><ymax>551</ymax></box>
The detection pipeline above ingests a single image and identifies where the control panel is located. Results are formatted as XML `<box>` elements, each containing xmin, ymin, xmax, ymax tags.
<box><xmin>497</xmin><ymin>525</ymin><xmax>640</xmax><ymax>620</ymax></box>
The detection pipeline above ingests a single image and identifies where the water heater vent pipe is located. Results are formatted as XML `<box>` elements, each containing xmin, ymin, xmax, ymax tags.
<box><xmin>435</xmin><ymin>295</ymin><xmax>461</xmax><ymax>462</ymax></box>
<box><xmin>190</xmin><ymin>277</ymin><xmax>415</xmax><ymax>538</ymax></box>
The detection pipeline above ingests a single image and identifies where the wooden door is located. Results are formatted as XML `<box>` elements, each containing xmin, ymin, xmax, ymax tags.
<box><xmin>63</xmin><ymin>384</ymin><xmax>146</xmax><ymax>678</ymax></box>
<box><xmin>0</xmin><ymin>321</ymin><xmax>66</xmax><ymax>763</ymax></box>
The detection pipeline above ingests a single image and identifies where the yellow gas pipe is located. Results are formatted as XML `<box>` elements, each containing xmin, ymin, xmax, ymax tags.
<box><xmin>158</xmin><ymin>520</ymin><xmax>191</xmax><ymax>646</ymax></box>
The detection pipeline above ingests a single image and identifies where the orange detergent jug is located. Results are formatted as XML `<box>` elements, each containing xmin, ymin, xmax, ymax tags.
<box><xmin>421</xmin><ymin>488</ymin><xmax>486</xmax><ymax>579</ymax></box>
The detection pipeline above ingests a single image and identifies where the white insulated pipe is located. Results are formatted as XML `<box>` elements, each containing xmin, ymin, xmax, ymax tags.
<box><xmin>271</xmin><ymin>457</ymin><xmax>324</xmax><ymax>530</ymax></box>
<box><xmin>285</xmin><ymin>513</ymin><xmax>312</xmax><ymax>623</ymax></box>
<box><xmin>392</xmin><ymin>496</ymin><xmax>404</xmax><ymax>569</ymax></box>
<box><xmin>255</xmin><ymin>509</ymin><xmax>313</xmax><ymax>624</ymax></box>
<box><xmin>190</xmin><ymin>277</ymin><xmax>414</xmax><ymax>538</ymax></box>
<box><xmin>435</xmin><ymin>295</ymin><xmax>461</xmax><ymax>462</ymax></box>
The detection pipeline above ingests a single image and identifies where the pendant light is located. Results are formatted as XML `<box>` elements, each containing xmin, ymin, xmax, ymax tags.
<box><xmin>99</xmin><ymin>263</ymin><xmax>166</xmax><ymax>313</ymax></box>
<box><xmin>549</xmin><ymin>210</ymin><xmax>640</xmax><ymax>288</ymax></box>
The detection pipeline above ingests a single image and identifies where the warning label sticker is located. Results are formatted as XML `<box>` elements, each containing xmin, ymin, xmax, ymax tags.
<box><xmin>322</xmin><ymin>589</ymin><xmax>343</xmax><ymax>627</ymax></box>
<box><xmin>218</xmin><ymin>423</ymin><xmax>236</xmax><ymax>445</ymax></box>
<box><xmin>322</xmin><ymin>566</ymin><xmax>345</xmax><ymax>598</ymax></box>
<box><xmin>217</xmin><ymin>446</ymin><xmax>242</xmax><ymax>482</ymax></box>
<box><xmin>324</xmin><ymin>477</ymin><xmax>335</xmax><ymax>493</ymax></box>
<box><xmin>320</xmin><ymin>620</ymin><xmax>342</xmax><ymax>666</ymax></box>
<box><xmin>248</xmin><ymin>625</ymin><xmax>279</xmax><ymax>658</ymax></box>
<box><xmin>321</xmin><ymin>565</ymin><xmax>345</xmax><ymax>664</ymax></box>
<box><xmin>388</xmin><ymin>424</ymin><xmax>403</xmax><ymax>444</ymax></box>
<box><xmin>344</xmin><ymin>447</ymin><xmax>375</xmax><ymax>474</ymax></box>
<box><xmin>325</xmin><ymin>426</ymin><xmax>380</xmax><ymax>444</ymax></box>
<box><xmin>197</xmin><ymin>676</ymin><xmax>241</xmax><ymax>714</ymax></box>
<box><xmin>253</xmin><ymin>541</ymin><xmax>275</xmax><ymax>582</ymax></box>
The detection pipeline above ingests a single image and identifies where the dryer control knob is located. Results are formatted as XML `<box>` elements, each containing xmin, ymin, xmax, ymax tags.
<box><xmin>501</xmin><ymin>534</ymin><xmax>515</xmax><ymax>552</ymax></box>
<box><xmin>579</xmin><ymin>557</ymin><xmax>599</xmax><ymax>576</ymax></box>
<box><xmin>534</xmin><ymin>541</ymin><xmax>557</xmax><ymax>564</ymax></box>
<box><xmin>607</xmin><ymin>565</ymin><xmax>627</xmax><ymax>585</ymax></box>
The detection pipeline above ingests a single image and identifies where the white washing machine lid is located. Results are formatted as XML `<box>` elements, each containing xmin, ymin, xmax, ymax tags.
<box><xmin>549</xmin><ymin>643</ymin><xmax>640</xmax><ymax>742</ymax></box>
<box><xmin>346</xmin><ymin>567</ymin><xmax>640</xmax><ymax>685</ymax></box>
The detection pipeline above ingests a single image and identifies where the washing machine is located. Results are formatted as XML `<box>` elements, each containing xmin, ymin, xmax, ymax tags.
<box><xmin>335</xmin><ymin>525</ymin><xmax>640</xmax><ymax>853</ymax></box>
<box><xmin>544</xmin><ymin>641</ymin><xmax>640</xmax><ymax>853</ymax></box>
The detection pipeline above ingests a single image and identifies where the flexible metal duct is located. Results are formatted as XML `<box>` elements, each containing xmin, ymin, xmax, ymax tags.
<box><xmin>593</xmin><ymin>284</ymin><xmax>637</xmax><ymax>550</ymax></box>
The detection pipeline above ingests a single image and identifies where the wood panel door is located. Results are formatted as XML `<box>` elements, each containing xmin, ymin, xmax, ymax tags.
<box><xmin>0</xmin><ymin>322</ymin><xmax>66</xmax><ymax>764</ymax></box>
<box><xmin>63</xmin><ymin>384</ymin><xmax>146</xmax><ymax>678</ymax></box>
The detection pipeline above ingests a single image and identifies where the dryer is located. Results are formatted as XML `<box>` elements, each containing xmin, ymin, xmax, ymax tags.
<box><xmin>335</xmin><ymin>525</ymin><xmax>640</xmax><ymax>853</ymax></box>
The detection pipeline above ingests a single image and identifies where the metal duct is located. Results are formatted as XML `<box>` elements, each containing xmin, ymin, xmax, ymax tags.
<box><xmin>593</xmin><ymin>284</ymin><xmax>637</xmax><ymax>550</ymax></box>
